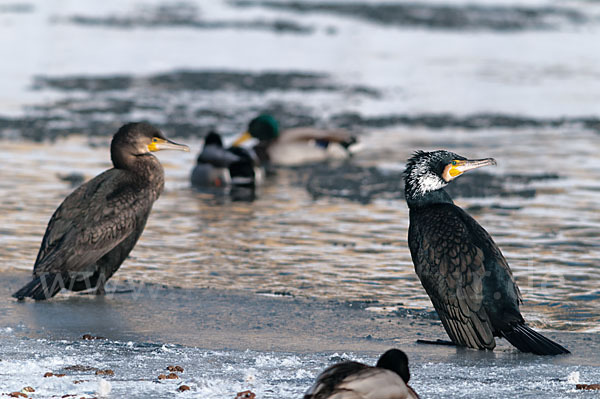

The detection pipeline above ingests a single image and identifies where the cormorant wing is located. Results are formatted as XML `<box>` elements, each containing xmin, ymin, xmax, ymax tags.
<box><xmin>408</xmin><ymin>203</ymin><xmax>496</xmax><ymax>349</ymax></box>
<box><xmin>33</xmin><ymin>169</ymin><xmax>150</xmax><ymax>275</ymax></box>
<box><xmin>456</xmin><ymin>206</ymin><xmax>524</xmax><ymax>323</ymax></box>
<box><xmin>448</xmin><ymin>208</ymin><xmax>569</xmax><ymax>355</ymax></box>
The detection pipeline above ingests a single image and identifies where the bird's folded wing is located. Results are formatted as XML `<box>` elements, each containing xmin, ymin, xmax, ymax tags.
<box><xmin>412</xmin><ymin>206</ymin><xmax>495</xmax><ymax>349</ymax></box>
<box><xmin>281</xmin><ymin>127</ymin><xmax>354</xmax><ymax>144</ymax></box>
<box><xmin>459</xmin><ymin>210</ymin><xmax>523</xmax><ymax>305</ymax></box>
<box><xmin>305</xmin><ymin>362</ymin><xmax>368</xmax><ymax>398</ymax></box>
<box><xmin>333</xmin><ymin>369</ymin><xmax>411</xmax><ymax>399</ymax></box>
<box><xmin>198</xmin><ymin>146</ymin><xmax>241</xmax><ymax>167</ymax></box>
<box><xmin>33</xmin><ymin>170</ymin><xmax>145</xmax><ymax>274</ymax></box>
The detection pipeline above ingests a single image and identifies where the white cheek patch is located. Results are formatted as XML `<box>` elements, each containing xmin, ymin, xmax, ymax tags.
<box><xmin>141</xmin><ymin>142</ymin><xmax>153</xmax><ymax>153</ymax></box>
<box><xmin>416</xmin><ymin>173</ymin><xmax>445</xmax><ymax>195</ymax></box>
<box><xmin>442</xmin><ymin>164</ymin><xmax>453</xmax><ymax>182</ymax></box>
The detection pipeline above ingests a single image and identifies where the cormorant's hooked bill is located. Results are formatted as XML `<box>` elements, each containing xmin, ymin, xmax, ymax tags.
<box><xmin>147</xmin><ymin>136</ymin><xmax>189</xmax><ymax>152</ymax></box>
<box><xmin>405</xmin><ymin>150</ymin><xmax>569</xmax><ymax>355</ymax></box>
<box><xmin>441</xmin><ymin>157</ymin><xmax>496</xmax><ymax>182</ymax></box>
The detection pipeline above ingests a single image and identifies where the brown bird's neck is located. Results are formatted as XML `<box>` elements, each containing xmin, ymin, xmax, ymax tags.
<box><xmin>114</xmin><ymin>153</ymin><xmax>165</xmax><ymax>194</ymax></box>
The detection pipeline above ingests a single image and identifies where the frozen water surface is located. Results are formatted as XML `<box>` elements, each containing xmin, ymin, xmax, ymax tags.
<box><xmin>1</xmin><ymin>274</ymin><xmax>599</xmax><ymax>398</ymax></box>
<box><xmin>1</xmin><ymin>312</ymin><xmax>599</xmax><ymax>398</ymax></box>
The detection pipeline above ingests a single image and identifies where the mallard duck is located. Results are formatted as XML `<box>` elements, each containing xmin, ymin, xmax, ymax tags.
<box><xmin>191</xmin><ymin>131</ymin><xmax>262</xmax><ymax>189</ymax></box>
<box><xmin>305</xmin><ymin>349</ymin><xmax>419</xmax><ymax>399</ymax></box>
<box><xmin>13</xmin><ymin>122</ymin><xmax>189</xmax><ymax>300</ymax></box>
<box><xmin>232</xmin><ymin>114</ymin><xmax>358</xmax><ymax>167</ymax></box>
<box><xmin>191</xmin><ymin>131</ymin><xmax>240</xmax><ymax>188</ymax></box>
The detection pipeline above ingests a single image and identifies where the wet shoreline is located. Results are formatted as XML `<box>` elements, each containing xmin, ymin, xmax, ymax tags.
<box><xmin>2</xmin><ymin>271</ymin><xmax>597</xmax><ymax>357</ymax></box>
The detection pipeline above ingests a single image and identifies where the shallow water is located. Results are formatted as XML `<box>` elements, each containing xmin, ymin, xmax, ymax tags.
<box><xmin>1</xmin><ymin>0</ymin><xmax>600</xmax><ymax>396</ymax></box>
<box><xmin>2</xmin><ymin>125</ymin><xmax>599</xmax><ymax>333</ymax></box>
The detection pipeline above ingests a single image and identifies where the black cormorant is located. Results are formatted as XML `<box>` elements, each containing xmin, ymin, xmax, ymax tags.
<box><xmin>304</xmin><ymin>349</ymin><xmax>419</xmax><ymax>399</ymax></box>
<box><xmin>13</xmin><ymin>122</ymin><xmax>189</xmax><ymax>300</ymax></box>
<box><xmin>404</xmin><ymin>150</ymin><xmax>569</xmax><ymax>355</ymax></box>
<box><xmin>232</xmin><ymin>114</ymin><xmax>358</xmax><ymax>167</ymax></box>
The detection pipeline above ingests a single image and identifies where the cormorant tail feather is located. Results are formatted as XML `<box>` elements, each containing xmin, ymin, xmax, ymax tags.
<box><xmin>12</xmin><ymin>273</ymin><xmax>65</xmax><ymax>300</ymax></box>
<box><xmin>501</xmin><ymin>323</ymin><xmax>570</xmax><ymax>355</ymax></box>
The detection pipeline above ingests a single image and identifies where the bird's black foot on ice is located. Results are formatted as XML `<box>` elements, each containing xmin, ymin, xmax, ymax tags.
<box><xmin>108</xmin><ymin>289</ymin><xmax>134</xmax><ymax>294</ymax></box>
<box><xmin>416</xmin><ymin>339</ymin><xmax>456</xmax><ymax>346</ymax></box>
<box><xmin>77</xmin><ymin>288</ymin><xmax>134</xmax><ymax>296</ymax></box>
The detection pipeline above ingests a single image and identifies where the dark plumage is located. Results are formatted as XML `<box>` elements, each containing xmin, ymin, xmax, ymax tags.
<box><xmin>227</xmin><ymin>146</ymin><xmax>259</xmax><ymax>187</ymax></box>
<box><xmin>404</xmin><ymin>150</ymin><xmax>569</xmax><ymax>355</ymax></box>
<box><xmin>191</xmin><ymin>131</ymin><xmax>241</xmax><ymax>188</ymax></box>
<box><xmin>13</xmin><ymin>122</ymin><xmax>189</xmax><ymax>300</ymax></box>
<box><xmin>305</xmin><ymin>349</ymin><xmax>419</xmax><ymax>399</ymax></box>
<box><xmin>191</xmin><ymin>131</ymin><xmax>260</xmax><ymax>193</ymax></box>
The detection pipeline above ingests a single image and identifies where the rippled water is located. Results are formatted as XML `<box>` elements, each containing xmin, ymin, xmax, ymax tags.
<box><xmin>1</xmin><ymin>0</ymin><xmax>599</xmax><ymax>339</ymax></box>
<box><xmin>2</xmin><ymin>124</ymin><xmax>599</xmax><ymax>332</ymax></box>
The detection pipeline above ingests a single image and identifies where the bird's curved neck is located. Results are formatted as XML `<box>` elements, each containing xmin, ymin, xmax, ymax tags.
<box><xmin>406</xmin><ymin>188</ymin><xmax>454</xmax><ymax>209</ymax></box>
<box><xmin>113</xmin><ymin>153</ymin><xmax>164</xmax><ymax>185</ymax></box>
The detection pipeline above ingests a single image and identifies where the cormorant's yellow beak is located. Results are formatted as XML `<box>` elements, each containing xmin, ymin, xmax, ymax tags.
<box><xmin>148</xmin><ymin>137</ymin><xmax>190</xmax><ymax>152</ymax></box>
<box><xmin>232</xmin><ymin>131</ymin><xmax>252</xmax><ymax>147</ymax></box>
<box><xmin>443</xmin><ymin>158</ymin><xmax>496</xmax><ymax>182</ymax></box>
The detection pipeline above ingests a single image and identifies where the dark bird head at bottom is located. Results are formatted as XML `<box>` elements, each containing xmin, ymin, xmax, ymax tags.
<box><xmin>375</xmin><ymin>348</ymin><xmax>411</xmax><ymax>384</ymax></box>
<box><xmin>404</xmin><ymin>150</ymin><xmax>496</xmax><ymax>206</ymax></box>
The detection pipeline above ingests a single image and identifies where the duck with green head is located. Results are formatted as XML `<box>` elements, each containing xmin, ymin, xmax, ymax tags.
<box><xmin>232</xmin><ymin>114</ymin><xmax>358</xmax><ymax>167</ymax></box>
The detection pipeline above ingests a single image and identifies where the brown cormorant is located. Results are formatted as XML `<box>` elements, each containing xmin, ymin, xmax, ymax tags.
<box><xmin>13</xmin><ymin>122</ymin><xmax>189</xmax><ymax>300</ymax></box>
<box><xmin>232</xmin><ymin>114</ymin><xmax>358</xmax><ymax>167</ymax></box>
<box><xmin>404</xmin><ymin>150</ymin><xmax>569</xmax><ymax>355</ymax></box>
<box><xmin>304</xmin><ymin>349</ymin><xmax>419</xmax><ymax>399</ymax></box>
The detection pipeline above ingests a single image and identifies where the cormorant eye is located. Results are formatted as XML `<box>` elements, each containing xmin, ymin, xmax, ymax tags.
<box><xmin>152</xmin><ymin>138</ymin><xmax>158</xmax><ymax>143</ymax></box>
<box><xmin>451</xmin><ymin>160</ymin><xmax>457</xmax><ymax>166</ymax></box>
